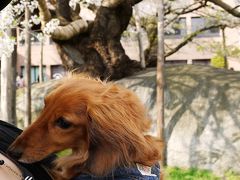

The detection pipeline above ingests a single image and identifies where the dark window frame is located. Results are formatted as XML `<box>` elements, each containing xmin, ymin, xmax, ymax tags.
<box><xmin>165</xmin><ymin>60</ymin><xmax>188</xmax><ymax>65</ymax></box>
<box><xmin>21</xmin><ymin>65</ymin><xmax>47</xmax><ymax>83</ymax></box>
<box><xmin>191</xmin><ymin>17</ymin><xmax>220</xmax><ymax>38</ymax></box>
<box><xmin>192</xmin><ymin>59</ymin><xmax>210</xmax><ymax>65</ymax></box>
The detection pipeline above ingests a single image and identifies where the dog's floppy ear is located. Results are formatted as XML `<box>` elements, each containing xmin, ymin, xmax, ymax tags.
<box><xmin>85</xmin><ymin>84</ymin><xmax>161</xmax><ymax>175</ymax></box>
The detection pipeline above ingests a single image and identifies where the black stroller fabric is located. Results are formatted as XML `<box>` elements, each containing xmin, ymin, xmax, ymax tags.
<box><xmin>0</xmin><ymin>120</ymin><xmax>54</xmax><ymax>180</ymax></box>
<box><xmin>0</xmin><ymin>0</ymin><xmax>12</xmax><ymax>11</ymax></box>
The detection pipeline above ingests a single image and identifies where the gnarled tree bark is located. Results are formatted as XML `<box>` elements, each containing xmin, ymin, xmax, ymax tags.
<box><xmin>207</xmin><ymin>0</ymin><xmax>240</xmax><ymax>17</ymax></box>
<box><xmin>38</xmin><ymin>0</ymin><xmax>143</xmax><ymax>80</ymax></box>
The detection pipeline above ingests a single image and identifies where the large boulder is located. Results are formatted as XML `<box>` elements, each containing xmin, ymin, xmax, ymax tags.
<box><xmin>17</xmin><ymin>65</ymin><xmax>240</xmax><ymax>175</ymax></box>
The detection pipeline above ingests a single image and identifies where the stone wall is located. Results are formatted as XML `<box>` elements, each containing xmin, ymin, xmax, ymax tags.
<box><xmin>17</xmin><ymin>65</ymin><xmax>240</xmax><ymax>175</ymax></box>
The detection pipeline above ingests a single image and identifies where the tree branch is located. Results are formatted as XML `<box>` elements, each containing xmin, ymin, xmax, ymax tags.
<box><xmin>52</xmin><ymin>19</ymin><xmax>90</xmax><ymax>40</ymax></box>
<box><xmin>207</xmin><ymin>0</ymin><xmax>240</xmax><ymax>17</ymax></box>
<box><xmin>165</xmin><ymin>1</ymin><xmax>207</xmax><ymax>16</ymax></box>
<box><xmin>101</xmin><ymin>0</ymin><xmax>143</xmax><ymax>8</ymax></box>
<box><xmin>164</xmin><ymin>1</ymin><xmax>207</xmax><ymax>27</ymax></box>
<box><xmin>51</xmin><ymin>0</ymin><xmax>141</xmax><ymax>41</ymax></box>
<box><xmin>101</xmin><ymin>0</ymin><xmax>124</xmax><ymax>8</ymax></box>
<box><xmin>165</xmin><ymin>24</ymin><xmax>221</xmax><ymax>57</ymax></box>
<box><xmin>37</xmin><ymin>0</ymin><xmax>52</xmax><ymax>28</ymax></box>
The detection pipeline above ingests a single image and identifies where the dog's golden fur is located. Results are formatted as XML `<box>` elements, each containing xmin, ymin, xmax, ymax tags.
<box><xmin>9</xmin><ymin>74</ymin><xmax>163</xmax><ymax>179</ymax></box>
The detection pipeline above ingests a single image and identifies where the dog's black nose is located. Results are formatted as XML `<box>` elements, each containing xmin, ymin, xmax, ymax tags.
<box><xmin>7</xmin><ymin>146</ymin><xmax>23</xmax><ymax>160</ymax></box>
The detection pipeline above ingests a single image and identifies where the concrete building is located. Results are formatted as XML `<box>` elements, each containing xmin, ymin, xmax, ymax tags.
<box><xmin>165</xmin><ymin>13</ymin><xmax>240</xmax><ymax>70</ymax></box>
<box><xmin>122</xmin><ymin>0</ymin><xmax>240</xmax><ymax>70</ymax></box>
<box><xmin>17</xmin><ymin>1</ymin><xmax>240</xmax><ymax>81</ymax></box>
<box><xmin>122</xmin><ymin>12</ymin><xmax>240</xmax><ymax>70</ymax></box>
<box><xmin>17</xmin><ymin>32</ymin><xmax>66</xmax><ymax>83</ymax></box>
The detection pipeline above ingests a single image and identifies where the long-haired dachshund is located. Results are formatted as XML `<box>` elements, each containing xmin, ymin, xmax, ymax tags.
<box><xmin>8</xmin><ymin>74</ymin><xmax>163</xmax><ymax>179</ymax></box>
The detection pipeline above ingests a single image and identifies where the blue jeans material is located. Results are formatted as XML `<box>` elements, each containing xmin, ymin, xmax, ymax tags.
<box><xmin>73</xmin><ymin>164</ymin><xmax>160</xmax><ymax>180</ymax></box>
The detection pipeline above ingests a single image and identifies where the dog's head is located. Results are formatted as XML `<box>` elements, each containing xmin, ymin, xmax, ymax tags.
<box><xmin>8</xmin><ymin>74</ymin><xmax>162</xmax><ymax>177</ymax></box>
<box><xmin>8</xmin><ymin>76</ymin><xmax>101</xmax><ymax>162</ymax></box>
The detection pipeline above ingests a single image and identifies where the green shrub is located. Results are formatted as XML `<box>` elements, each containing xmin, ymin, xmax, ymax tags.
<box><xmin>211</xmin><ymin>55</ymin><xmax>226</xmax><ymax>68</ymax></box>
<box><xmin>165</xmin><ymin>167</ymin><xmax>240</xmax><ymax>180</ymax></box>
<box><xmin>224</xmin><ymin>170</ymin><xmax>240</xmax><ymax>180</ymax></box>
<box><xmin>165</xmin><ymin>167</ymin><xmax>219</xmax><ymax>180</ymax></box>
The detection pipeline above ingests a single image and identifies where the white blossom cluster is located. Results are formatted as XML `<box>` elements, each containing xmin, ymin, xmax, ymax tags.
<box><xmin>30</xmin><ymin>15</ymin><xmax>41</xmax><ymax>25</ymax></box>
<box><xmin>13</xmin><ymin>3</ymin><xmax>25</xmax><ymax>15</ymax></box>
<box><xmin>0</xmin><ymin>0</ymin><xmax>40</xmax><ymax>58</ymax></box>
<box><xmin>0</xmin><ymin>33</ymin><xmax>15</xmax><ymax>58</ymax></box>
<box><xmin>13</xmin><ymin>0</ymin><xmax>39</xmax><ymax>15</ymax></box>
<box><xmin>19</xmin><ymin>15</ymin><xmax>40</xmax><ymax>29</ymax></box>
<box><xmin>0</xmin><ymin>5</ymin><xmax>15</xmax><ymax>57</ymax></box>
<box><xmin>0</xmin><ymin>5</ymin><xmax>15</xmax><ymax>30</ymax></box>
<box><xmin>43</xmin><ymin>19</ymin><xmax>60</xmax><ymax>35</ymax></box>
<box><xmin>28</xmin><ymin>0</ymin><xmax>39</xmax><ymax>12</ymax></box>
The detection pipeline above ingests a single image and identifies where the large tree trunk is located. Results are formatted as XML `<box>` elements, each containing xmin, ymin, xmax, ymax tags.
<box><xmin>39</xmin><ymin>0</ymin><xmax>143</xmax><ymax>80</ymax></box>
<box><xmin>36</xmin><ymin>0</ymin><xmax>239</xmax><ymax>79</ymax></box>
<box><xmin>0</xmin><ymin>28</ymin><xmax>17</xmax><ymax>125</ymax></box>
<box><xmin>133</xmin><ymin>6</ymin><xmax>146</xmax><ymax>69</ymax></box>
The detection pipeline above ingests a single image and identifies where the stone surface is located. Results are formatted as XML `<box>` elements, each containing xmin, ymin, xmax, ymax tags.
<box><xmin>16</xmin><ymin>65</ymin><xmax>240</xmax><ymax>175</ymax></box>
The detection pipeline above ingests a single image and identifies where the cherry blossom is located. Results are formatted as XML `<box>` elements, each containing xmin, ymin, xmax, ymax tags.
<box><xmin>0</xmin><ymin>0</ymin><xmax>39</xmax><ymax>57</ymax></box>
<box><xmin>43</xmin><ymin>19</ymin><xmax>60</xmax><ymax>35</ymax></box>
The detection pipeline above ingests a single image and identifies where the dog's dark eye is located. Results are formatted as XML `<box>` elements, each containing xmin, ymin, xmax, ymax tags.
<box><xmin>55</xmin><ymin>117</ymin><xmax>72</xmax><ymax>129</ymax></box>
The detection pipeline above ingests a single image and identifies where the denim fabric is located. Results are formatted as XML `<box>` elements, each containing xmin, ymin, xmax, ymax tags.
<box><xmin>73</xmin><ymin>164</ymin><xmax>160</xmax><ymax>180</ymax></box>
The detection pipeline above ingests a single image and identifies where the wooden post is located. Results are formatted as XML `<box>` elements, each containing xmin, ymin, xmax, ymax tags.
<box><xmin>39</xmin><ymin>36</ymin><xmax>44</xmax><ymax>83</ymax></box>
<box><xmin>11</xmin><ymin>28</ymin><xmax>18</xmax><ymax>125</ymax></box>
<box><xmin>157</xmin><ymin>0</ymin><xmax>166</xmax><ymax>169</ymax></box>
<box><xmin>24</xmin><ymin>4</ymin><xmax>32</xmax><ymax>127</ymax></box>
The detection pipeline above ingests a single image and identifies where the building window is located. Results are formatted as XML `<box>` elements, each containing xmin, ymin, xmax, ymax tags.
<box><xmin>165</xmin><ymin>18</ymin><xmax>187</xmax><ymax>39</ymax></box>
<box><xmin>21</xmin><ymin>66</ymin><xmax>47</xmax><ymax>83</ymax></box>
<box><xmin>191</xmin><ymin>17</ymin><xmax>220</xmax><ymax>37</ymax></box>
<box><xmin>192</xmin><ymin>59</ymin><xmax>210</xmax><ymax>65</ymax></box>
<box><xmin>165</xmin><ymin>60</ymin><xmax>187</xmax><ymax>65</ymax></box>
<box><xmin>51</xmin><ymin>65</ymin><xmax>66</xmax><ymax>79</ymax></box>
